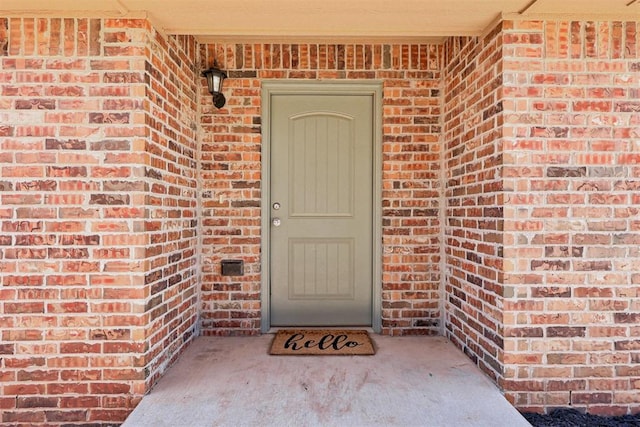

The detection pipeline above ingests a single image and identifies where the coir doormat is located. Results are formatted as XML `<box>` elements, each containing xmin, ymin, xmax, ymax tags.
<box><xmin>269</xmin><ymin>329</ymin><xmax>375</xmax><ymax>356</ymax></box>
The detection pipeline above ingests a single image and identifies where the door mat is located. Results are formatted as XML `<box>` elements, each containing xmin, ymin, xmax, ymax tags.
<box><xmin>269</xmin><ymin>329</ymin><xmax>375</xmax><ymax>356</ymax></box>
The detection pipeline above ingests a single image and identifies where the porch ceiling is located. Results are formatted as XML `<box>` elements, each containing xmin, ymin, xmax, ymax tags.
<box><xmin>2</xmin><ymin>0</ymin><xmax>639</xmax><ymax>42</ymax></box>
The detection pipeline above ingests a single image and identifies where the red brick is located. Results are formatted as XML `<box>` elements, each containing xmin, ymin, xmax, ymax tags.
<box><xmin>2</xmin><ymin>14</ymin><xmax>639</xmax><ymax>423</ymax></box>
<box><xmin>5</xmin><ymin>17</ymin><xmax>200</xmax><ymax>425</ymax></box>
<box><xmin>90</xmin><ymin>383</ymin><xmax>131</xmax><ymax>394</ymax></box>
<box><xmin>16</xmin><ymin>396</ymin><xmax>59</xmax><ymax>408</ymax></box>
<box><xmin>572</xmin><ymin>392</ymin><xmax>613</xmax><ymax>405</ymax></box>
<box><xmin>45</xmin><ymin>410</ymin><xmax>88</xmax><ymax>422</ymax></box>
<box><xmin>88</xmin><ymin>409</ymin><xmax>130</xmax><ymax>422</ymax></box>
<box><xmin>2</xmin><ymin>411</ymin><xmax>47</xmax><ymax>423</ymax></box>
<box><xmin>497</xmin><ymin>18</ymin><xmax>640</xmax><ymax>415</ymax></box>
<box><xmin>4</xmin><ymin>384</ymin><xmax>46</xmax><ymax>395</ymax></box>
<box><xmin>60</xmin><ymin>343</ymin><xmax>101</xmax><ymax>354</ymax></box>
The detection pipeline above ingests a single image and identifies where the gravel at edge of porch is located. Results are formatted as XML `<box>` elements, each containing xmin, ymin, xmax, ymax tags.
<box><xmin>522</xmin><ymin>408</ymin><xmax>640</xmax><ymax>427</ymax></box>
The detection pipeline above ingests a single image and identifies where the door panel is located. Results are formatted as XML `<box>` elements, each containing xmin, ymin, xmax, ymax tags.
<box><xmin>289</xmin><ymin>238</ymin><xmax>354</xmax><ymax>300</ymax></box>
<box><xmin>289</xmin><ymin>113</ymin><xmax>354</xmax><ymax>217</ymax></box>
<box><xmin>270</xmin><ymin>94</ymin><xmax>373</xmax><ymax>326</ymax></box>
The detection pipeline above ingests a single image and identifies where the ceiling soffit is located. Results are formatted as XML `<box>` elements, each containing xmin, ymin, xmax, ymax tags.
<box><xmin>1</xmin><ymin>0</ymin><xmax>639</xmax><ymax>43</ymax></box>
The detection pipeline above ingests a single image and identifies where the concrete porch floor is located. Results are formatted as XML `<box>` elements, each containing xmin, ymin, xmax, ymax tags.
<box><xmin>123</xmin><ymin>335</ymin><xmax>531</xmax><ymax>427</ymax></box>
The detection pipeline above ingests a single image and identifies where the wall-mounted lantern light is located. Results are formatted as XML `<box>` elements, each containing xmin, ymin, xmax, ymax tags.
<box><xmin>202</xmin><ymin>67</ymin><xmax>227</xmax><ymax>109</ymax></box>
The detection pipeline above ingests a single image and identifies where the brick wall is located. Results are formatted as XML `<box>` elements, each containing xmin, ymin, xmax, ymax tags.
<box><xmin>0</xmin><ymin>17</ymin><xmax>199</xmax><ymax>424</ymax></box>
<box><xmin>2</xmin><ymin>11</ymin><xmax>638</xmax><ymax>423</ymax></box>
<box><xmin>442</xmin><ymin>27</ymin><xmax>506</xmax><ymax>384</ymax></box>
<box><xmin>141</xmin><ymin>26</ymin><xmax>199</xmax><ymax>391</ymax></box>
<box><xmin>443</xmin><ymin>19</ymin><xmax>640</xmax><ymax>415</ymax></box>
<box><xmin>500</xmin><ymin>20</ymin><xmax>640</xmax><ymax>415</ymax></box>
<box><xmin>199</xmin><ymin>42</ymin><xmax>443</xmax><ymax>336</ymax></box>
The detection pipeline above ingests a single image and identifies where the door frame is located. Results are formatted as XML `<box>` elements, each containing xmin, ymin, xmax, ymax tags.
<box><xmin>260</xmin><ymin>81</ymin><xmax>383</xmax><ymax>333</ymax></box>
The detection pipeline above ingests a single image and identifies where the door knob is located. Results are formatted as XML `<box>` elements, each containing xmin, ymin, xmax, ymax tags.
<box><xmin>272</xmin><ymin>218</ymin><xmax>281</xmax><ymax>227</ymax></box>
